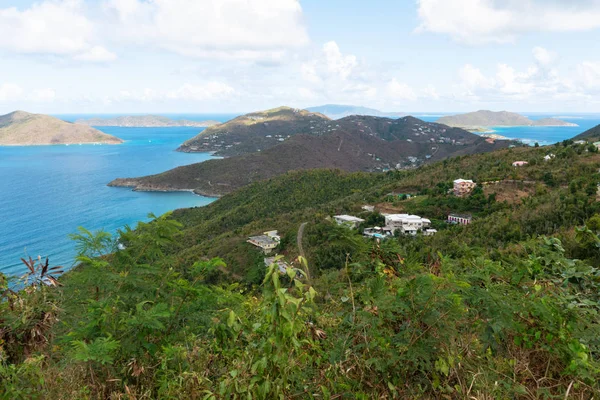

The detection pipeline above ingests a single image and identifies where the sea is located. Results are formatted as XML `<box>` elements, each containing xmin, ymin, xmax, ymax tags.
<box><xmin>0</xmin><ymin>114</ymin><xmax>237</xmax><ymax>278</ymax></box>
<box><xmin>1</xmin><ymin>112</ymin><xmax>599</xmax><ymax>278</ymax></box>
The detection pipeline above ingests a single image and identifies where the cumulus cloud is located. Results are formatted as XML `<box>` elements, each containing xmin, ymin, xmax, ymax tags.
<box><xmin>0</xmin><ymin>0</ymin><xmax>114</xmax><ymax>62</ymax></box>
<box><xmin>322</xmin><ymin>41</ymin><xmax>357</xmax><ymax>80</ymax></box>
<box><xmin>452</xmin><ymin>47</ymin><xmax>592</xmax><ymax>104</ymax></box>
<box><xmin>387</xmin><ymin>79</ymin><xmax>417</xmax><ymax>101</ymax></box>
<box><xmin>417</xmin><ymin>0</ymin><xmax>600</xmax><ymax>44</ymax></box>
<box><xmin>102</xmin><ymin>0</ymin><xmax>308</xmax><ymax>60</ymax></box>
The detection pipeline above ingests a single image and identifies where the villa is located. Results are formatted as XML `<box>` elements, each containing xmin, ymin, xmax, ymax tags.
<box><xmin>334</xmin><ymin>215</ymin><xmax>365</xmax><ymax>229</ymax></box>
<box><xmin>453</xmin><ymin>179</ymin><xmax>476</xmax><ymax>197</ymax></box>
<box><xmin>384</xmin><ymin>214</ymin><xmax>431</xmax><ymax>235</ymax></box>
<box><xmin>247</xmin><ymin>230</ymin><xmax>281</xmax><ymax>254</ymax></box>
<box><xmin>448</xmin><ymin>214</ymin><xmax>472</xmax><ymax>225</ymax></box>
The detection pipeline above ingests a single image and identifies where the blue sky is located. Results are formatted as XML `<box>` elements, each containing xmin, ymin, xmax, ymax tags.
<box><xmin>1</xmin><ymin>0</ymin><xmax>600</xmax><ymax>114</ymax></box>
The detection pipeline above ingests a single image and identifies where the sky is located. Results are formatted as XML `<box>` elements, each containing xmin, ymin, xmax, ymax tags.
<box><xmin>1</xmin><ymin>0</ymin><xmax>600</xmax><ymax>114</ymax></box>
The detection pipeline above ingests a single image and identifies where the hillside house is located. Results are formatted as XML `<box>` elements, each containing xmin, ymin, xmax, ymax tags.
<box><xmin>448</xmin><ymin>214</ymin><xmax>472</xmax><ymax>225</ymax></box>
<box><xmin>334</xmin><ymin>215</ymin><xmax>365</xmax><ymax>229</ymax></box>
<box><xmin>453</xmin><ymin>179</ymin><xmax>476</xmax><ymax>197</ymax></box>
<box><xmin>247</xmin><ymin>230</ymin><xmax>281</xmax><ymax>254</ymax></box>
<box><xmin>423</xmin><ymin>229</ymin><xmax>437</xmax><ymax>236</ymax></box>
<box><xmin>384</xmin><ymin>214</ymin><xmax>431</xmax><ymax>235</ymax></box>
<box><xmin>264</xmin><ymin>257</ymin><xmax>288</xmax><ymax>274</ymax></box>
<box><xmin>512</xmin><ymin>161</ymin><xmax>528</xmax><ymax>167</ymax></box>
<box><xmin>362</xmin><ymin>205</ymin><xmax>375</xmax><ymax>212</ymax></box>
<box><xmin>544</xmin><ymin>154</ymin><xmax>556</xmax><ymax>161</ymax></box>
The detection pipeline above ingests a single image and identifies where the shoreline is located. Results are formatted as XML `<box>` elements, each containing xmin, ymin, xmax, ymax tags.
<box><xmin>0</xmin><ymin>141</ymin><xmax>123</xmax><ymax>147</ymax></box>
<box><xmin>108</xmin><ymin>180</ymin><xmax>223</xmax><ymax>198</ymax></box>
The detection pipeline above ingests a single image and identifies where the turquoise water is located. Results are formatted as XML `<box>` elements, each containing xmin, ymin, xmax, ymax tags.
<box><xmin>419</xmin><ymin>113</ymin><xmax>600</xmax><ymax>145</ymax></box>
<box><xmin>0</xmin><ymin>116</ymin><xmax>237</xmax><ymax>278</ymax></box>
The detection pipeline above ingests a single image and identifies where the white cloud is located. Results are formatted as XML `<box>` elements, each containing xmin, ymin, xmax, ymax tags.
<box><xmin>417</xmin><ymin>0</ymin><xmax>600</xmax><ymax>44</ymax></box>
<box><xmin>387</xmin><ymin>79</ymin><xmax>417</xmax><ymax>101</ymax></box>
<box><xmin>533</xmin><ymin>47</ymin><xmax>557</xmax><ymax>67</ymax></box>
<box><xmin>322</xmin><ymin>41</ymin><xmax>357</xmax><ymax>80</ymax></box>
<box><xmin>301</xmin><ymin>62</ymin><xmax>322</xmax><ymax>84</ymax></box>
<box><xmin>0</xmin><ymin>83</ymin><xmax>24</xmax><ymax>102</ymax></box>
<box><xmin>0</xmin><ymin>0</ymin><xmax>114</xmax><ymax>62</ymax></box>
<box><xmin>298</xmin><ymin>87</ymin><xmax>318</xmax><ymax>99</ymax></box>
<box><xmin>102</xmin><ymin>0</ymin><xmax>308</xmax><ymax>60</ymax></box>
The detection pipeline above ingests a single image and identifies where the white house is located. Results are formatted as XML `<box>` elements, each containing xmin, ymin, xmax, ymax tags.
<box><xmin>384</xmin><ymin>214</ymin><xmax>431</xmax><ymax>234</ymax></box>
<box><xmin>423</xmin><ymin>229</ymin><xmax>437</xmax><ymax>236</ymax></box>
<box><xmin>247</xmin><ymin>231</ymin><xmax>281</xmax><ymax>254</ymax></box>
<box><xmin>512</xmin><ymin>161</ymin><xmax>528</xmax><ymax>167</ymax></box>
<box><xmin>362</xmin><ymin>205</ymin><xmax>375</xmax><ymax>212</ymax></box>
<box><xmin>544</xmin><ymin>154</ymin><xmax>555</xmax><ymax>161</ymax></box>
<box><xmin>334</xmin><ymin>215</ymin><xmax>365</xmax><ymax>229</ymax></box>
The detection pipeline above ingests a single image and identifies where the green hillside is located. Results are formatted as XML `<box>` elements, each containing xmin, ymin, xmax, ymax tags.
<box><xmin>2</xmin><ymin>141</ymin><xmax>600</xmax><ymax>398</ymax></box>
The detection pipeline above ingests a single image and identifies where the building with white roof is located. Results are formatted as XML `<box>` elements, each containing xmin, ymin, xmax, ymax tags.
<box><xmin>334</xmin><ymin>215</ymin><xmax>365</xmax><ymax>229</ymax></box>
<box><xmin>384</xmin><ymin>214</ymin><xmax>431</xmax><ymax>235</ymax></box>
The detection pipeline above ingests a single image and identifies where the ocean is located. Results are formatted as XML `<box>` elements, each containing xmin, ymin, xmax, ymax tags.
<box><xmin>1</xmin><ymin>112</ymin><xmax>598</xmax><ymax>278</ymax></box>
<box><xmin>0</xmin><ymin>114</ymin><xmax>238</xmax><ymax>278</ymax></box>
<box><xmin>418</xmin><ymin>113</ymin><xmax>600</xmax><ymax>146</ymax></box>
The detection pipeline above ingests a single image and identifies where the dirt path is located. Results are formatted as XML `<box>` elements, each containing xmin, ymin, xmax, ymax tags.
<box><xmin>297</xmin><ymin>222</ymin><xmax>308</xmax><ymax>258</ymax></box>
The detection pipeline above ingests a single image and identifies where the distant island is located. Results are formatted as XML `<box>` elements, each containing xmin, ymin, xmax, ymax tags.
<box><xmin>75</xmin><ymin>115</ymin><xmax>222</xmax><ymax>128</ymax></box>
<box><xmin>306</xmin><ymin>104</ymin><xmax>405</xmax><ymax>120</ymax></box>
<box><xmin>438</xmin><ymin>110</ymin><xmax>578</xmax><ymax>129</ymax></box>
<box><xmin>0</xmin><ymin>111</ymin><xmax>123</xmax><ymax>146</ymax></box>
<box><xmin>110</xmin><ymin>106</ymin><xmax>519</xmax><ymax>197</ymax></box>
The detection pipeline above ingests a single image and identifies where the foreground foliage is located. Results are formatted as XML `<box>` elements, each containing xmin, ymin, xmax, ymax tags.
<box><xmin>2</xmin><ymin>143</ymin><xmax>600</xmax><ymax>398</ymax></box>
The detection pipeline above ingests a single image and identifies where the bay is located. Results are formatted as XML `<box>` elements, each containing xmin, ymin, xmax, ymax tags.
<box><xmin>0</xmin><ymin>114</ymin><xmax>237</xmax><ymax>278</ymax></box>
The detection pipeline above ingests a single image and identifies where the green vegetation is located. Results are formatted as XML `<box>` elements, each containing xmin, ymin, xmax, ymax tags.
<box><xmin>2</xmin><ymin>142</ymin><xmax>600</xmax><ymax>398</ymax></box>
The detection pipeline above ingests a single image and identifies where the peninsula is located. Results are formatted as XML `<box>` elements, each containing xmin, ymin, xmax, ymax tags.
<box><xmin>0</xmin><ymin>111</ymin><xmax>123</xmax><ymax>146</ymax></box>
<box><xmin>75</xmin><ymin>115</ymin><xmax>221</xmax><ymax>128</ymax></box>
<box><xmin>438</xmin><ymin>110</ymin><xmax>578</xmax><ymax>129</ymax></box>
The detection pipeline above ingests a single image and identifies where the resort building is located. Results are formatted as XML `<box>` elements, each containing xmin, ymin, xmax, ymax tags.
<box><xmin>512</xmin><ymin>161</ymin><xmax>528</xmax><ymax>167</ymax></box>
<box><xmin>247</xmin><ymin>230</ymin><xmax>281</xmax><ymax>254</ymax></box>
<box><xmin>448</xmin><ymin>214</ymin><xmax>472</xmax><ymax>225</ymax></box>
<box><xmin>334</xmin><ymin>215</ymin><xmax>365</xmax><ymax>229</ymax></box>
<box><xmin>453</xmin><ymin>179</ymin><xmax>476</xmax><ymax>197</ymax></box>
<box><xmin>384</xmin><ymin>214</ymin><xmax>431</xmax><ymax>235</ymax></box>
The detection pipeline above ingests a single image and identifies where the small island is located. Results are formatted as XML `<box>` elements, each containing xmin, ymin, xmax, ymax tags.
<box><xmin>0</xmin><ymin>111</ymin><xmax>123</xmax><ymax>146</ymax></box>
<box><xmin>75</xmin><ymin>115</ymin><xmax>221</xmax><ymax>128</ymax></box>
<box><xmin>438</xmin><ymin>110</ymin><xmax>578</xmax><ymax>129</ymax></box>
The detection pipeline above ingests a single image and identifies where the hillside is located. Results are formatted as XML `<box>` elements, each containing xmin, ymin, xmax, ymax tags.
<box><xmin>306</xmin><ymin>104</ymin><xmax>405</xmax><ymax>119</ymax></box>
<box><xmin>5</xmin><ymin>141</ymin><xmax>600</xmax><ymax>398</ymax></box>
<box><xmin>0</xmin><ymin>111</ymin><xmax>123</xmax><ymax>145</ymax></box>
<box><xmin>110</xmin><ymin>114</ymin><xmax>518</xmax><ymax>196</ymax></box>
<box><xmin>438</xmin><ymin>110</ymin><xmax>578</xmax><ymax>128</ymax></box>
<box><xmin>573</xmin><ymin>123</ymin><xmax>600</xmax><ymax>141</ymax></box>
<box><xmin>75</xmin><ymin>115</ymin><xmax>221</xmax><ymax>128</ymax></box>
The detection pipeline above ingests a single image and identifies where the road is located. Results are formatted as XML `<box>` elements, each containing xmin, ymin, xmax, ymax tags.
<box><xmin>297</xmin><ymin>222</ymin><xmax>307</xmax><ymax>258</ymax></box>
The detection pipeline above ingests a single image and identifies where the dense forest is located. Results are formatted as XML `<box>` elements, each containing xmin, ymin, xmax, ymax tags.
<box><xmin>2</xmin><ymin>140</ymin><xmax>600</xmax><ymax>398</ymax></box>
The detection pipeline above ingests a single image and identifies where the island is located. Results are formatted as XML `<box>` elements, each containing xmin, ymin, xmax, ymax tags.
<box><xmin>437</xmin><ymin>110</ymin><xmax>578</xmax><ymax>129</ymax></box>
<box><xmin>75</xmin><ymin>115</ymin><xmax>221</xmax><ymax>128</ymax></box>
<box><xmin>0</xmin><ymin>111</ymin><xmax>123</xmax><ymax>146</ymax></box>
<box><xmin>109</xmin><ymin>107</ymin><xmax>520</xmax><ymax>196</ymax></box>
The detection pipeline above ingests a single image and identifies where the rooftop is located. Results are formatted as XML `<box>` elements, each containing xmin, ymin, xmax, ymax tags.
<box><xmin>334</xmin><ymin>215</ymin><xmax>365</xmax><ymax>222</ymax></box>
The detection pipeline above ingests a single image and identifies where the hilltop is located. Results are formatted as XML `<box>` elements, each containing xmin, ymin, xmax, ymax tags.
<box><xmin>306</xmin><ymin>104</ymin><xmax>405</xmax><ymax>119</ymax></box>
<box><xmin>0</xmin><ymin>111</ymin><xmax>123</xmax><ymax>146</ymax></box>
<box><xmin>438</xmin><ymin>110</ymin><xmax>578</xmax><ymax>128</ymax></box>
<box><xmin>110</xmin><ymin>112</ymin><xmax>518</xmax><ymax>196</ymax></box>
<box><xmin>177</xmin><ymin>106</ymin><xmax>330</xmax><ymax>155</ymax></box>
<box><xmin>75</xmin><ymin>115</ymin><xmax>221</xmax><ymax>128</ymax></box>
